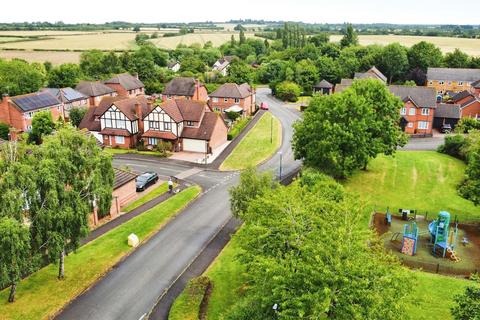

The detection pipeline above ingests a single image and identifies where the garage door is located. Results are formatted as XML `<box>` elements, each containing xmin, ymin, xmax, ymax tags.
<box><xmin>183</xmin><ymin>139</ymin><xmax>206</xmax><ymax>153</ymax></box>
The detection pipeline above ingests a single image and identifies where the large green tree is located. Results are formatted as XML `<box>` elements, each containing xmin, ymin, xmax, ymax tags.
<box><xmin>379</xmin><ymin>43</ymin><xmax>409</xmax><ymax>83</ymax></box>
<box><xmin>29</xmin><ymin>128</ymin><xmax>114</xmax><ymax>279</ymax></box>
<box><xmin>408</xmin><ymin>41</ymin><xmax>443</xmax><ymax>71</ymax></box>
<box><xmin>294</xmin><ymin>59</ymin><xmax>319</xmax><ymax>95</ymax></box>
<box><xmin>29</xmin><ymin>110</ymin><xmax>55</xmax><ymax>144</ymax></box>
<box><xmin>445</xmin><ymin>49</ymin><xmax>471</xmax><ymax>68</ymax></box>
<box><xmin>69</xmin><ymin>107</ymin><xmax>88</xmax><ymax>128</ymax></box>
<box><xmin>0</xmin><ymin>59</ymin><xmax>46</xmax><ymax>96</ymax></box>
<box><xmin>47</xmin><ymin>63</ymin><xmax>83</xmax><ymax>88</ymax></box>
<box><xmin>293</xmin><ymin>79</ymin><xmax>407</xmax><ymax>178</ymax></box>
<box><xmin>227</xmin><ymin>60</ymin><xmax>255</xmax><ymax>84</ymax></box>
<box><xmin>340</xmin><ymin>24</ymin><xmax>359</xmax><ymax>48</ymax></box>
<box><xmin>226</xmin><ymin>170</ymin><xmax>411</xmax><ymax>319</ymax></box>
<box><xmin>0</xmin><ymin>217</ymin><xmax>32</xmax><ymax>303</ymax></box>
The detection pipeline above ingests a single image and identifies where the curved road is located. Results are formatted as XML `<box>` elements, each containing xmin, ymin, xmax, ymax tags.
<box><xmin>56</xmin><ymin>89</ymin><xmax>301</xmax><ymax>320</ymax></box>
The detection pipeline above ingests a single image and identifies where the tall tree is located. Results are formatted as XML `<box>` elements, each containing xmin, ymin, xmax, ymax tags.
<box><xmin>293</xmin><ymin>79</ymin><xmax>407</xmax><ymax>178</ymax></box>
<box><xmin>29</xmin><ymin>128</ymin><xmax>114</xmax><ymax>279</ymax></box>
<box><xmin>445</xmin><ymin>49</ymin><xmax>471</xmax><ymax>68</ymax></box>
<box><xmin>408</xmin><ymin>41</ymin><xmax>443</xmax><ymax>71</ymax></box>
<box><xmin>47</xmin><ymin>63</ymin><xmax>83</xmax><ymax>88</ymax></box>
<box><xmin>69</xmin><ymin>107</ymin><xmax>88</xmax><ymax>128</ymax></box>
<box><xmin>0</xmin><ymin>59</ymin><xmax>46</xmax><ymax>96</ymax></box>
<box><xmin>379</xmin><ymin>43</ymin><xmax>409</xmax><ymax>83</ymax></box>
<box><xmin>340</xmin><ymin>24</ymin><xmax>359</xmax><ymax>48</ymax></box>
<box><xmin>0</xmin><ymin>217</ymin><xmax>31</xmax><ymax>303</ymax></box>
<box><xmin>29</xmin><ymin>110</ymin><xmax>55</xmax><ymax>144</ymax></box>
<box><xmin>239</xmin><ymin>29</ymin><xmax>246</xmax><ymax>45</ymax></box>
<box><xmin>294</xmin><ymin>59</ymin><xmax>319</xmax><ymax>95</ymax></box>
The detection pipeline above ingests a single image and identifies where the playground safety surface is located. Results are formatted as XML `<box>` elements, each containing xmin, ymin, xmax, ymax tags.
<box><xmin>373</xmin><ymin>212</ymin><xmax>480</xmax><ymax>276</ymax></box>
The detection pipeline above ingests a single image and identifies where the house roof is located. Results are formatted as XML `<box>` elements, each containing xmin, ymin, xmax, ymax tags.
<box><xmin>142</xmin><ymin>131</ymin><xmax>177</xmax><ymax>140</ymax></box>
<box><xmin>100</xmin><ymin>128</ymin><xmax>131</xmax><ymax>136</ymax></box>
<box><xmin>355</xmin><ymin>66</ymin><xmax>387</xmax><ymax>83</ymax></box>
<box><xmin>209</xmin><ymin>83</ymin><xmax>253</xmax><ymax>99</ymax></box>
<box><xmin>75</xmin><ymin>81</ymin><xmax>116</xmax><ymax>97</ymax></box>
<box><xmin>427</xmin><ymin>68</ymin><xmax>480</xmax><ymax>82</ymax></box>
<box><xmin>181</xmin><ymin>112</ymin><xmax>223</xmax><ymax>140</ymax></box>
<box><xmin>162</xmin><ymin>77</ymin><xmax>202</xmax><ymax>97</ymax></box>
<box><xmin>213</xmin><ymin>56</ymin><xmax>236</xmax><ymax>71</ymax></box>
<box><xmin>472</xmin><ymin>80</ymin><xmax>480</xmax><ymax>89</ymax></box>
<box><xmin>104</xmin><ymin>73</ymin><xmax>144</xmax><ymax>91</ymax></box>
<box><xmin>110</xmin><ymin>96</ymin><xmax>151</xmax><ymax>121</ymax></box>
<box><xmin>460</xmin><ymin>97</ymin><xmax>480</xmax><ymax>108</ymax></box>
<box><xmin>42</xmin><ymin>87</ymin><xmax>88</xmax><ymax>103</ymax></box>
<box><xmin>388</xmin><ymin>86</ymin><xmax>437</xmax><ymax>109</ymax></box>
<box><xmin>79</xmin><ymin>107</ymin><xmax>101</xmax><ymax>132</ymax></box>
<box><xmin>451</xmin><ymin>90</ymin><xmax>474</xmax><ymax>103</ymax></box>
<box><xmin>314</xmin><ymin>79</ymin><xmax>333</xmax><ymax>89</ymax></box>
<box><xmin>167</xmin><ymin>61</ymin><xmax>180</xmax><ymax>69</ymax></box>
<box><xmin>435</xmin><ymin>103</ymin><xmax>461</xmax><ymax>119</ymax></box>
<box><xmin>113</xmin><ymin>168</ymin><xmax>138</xmax><ymax>189</ymax></box>
<box><xmin>10</xmin><ymin>91</ymin><xmax>61</xmax><ymax>112</ymax></box>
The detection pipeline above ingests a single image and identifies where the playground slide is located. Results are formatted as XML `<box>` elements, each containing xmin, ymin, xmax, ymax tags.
<box><xmin>428</xmin><ymin>221</ymin><xmax>436</xmax><ymax>237</ymax></box>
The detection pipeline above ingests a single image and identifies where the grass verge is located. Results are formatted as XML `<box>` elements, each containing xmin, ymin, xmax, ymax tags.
<box><xmin>169</xmin><ymin>276</ymin><xmax>210</xmax><ymax>320</ymax></box>
<box><xmin>227</xmin><ymin>117</ymin><xmax>251</xmax><ymax>140</ymax></box>
<box><xmin>122</xmin><ymin>182</ymin><xmax>170</xmax><ymax>213</ymax></box>
<box><xmin>344</xmin><ymin>151</ymin><xmax>479</xmax><ymax>222</ymax></box>
<box><xmin>0</xmin><ymin>186</ymin><xmax>201</xmax><ymax>320</ymax></box>
<box><xmin>103</xmin><ymin>148</ymin><xmax>168</xmax><ymax>157</ymax></box>
<box><xmin>220</xmin><ymin>112</ymin><xmax>281</xmax><ymax>171</ymax></box>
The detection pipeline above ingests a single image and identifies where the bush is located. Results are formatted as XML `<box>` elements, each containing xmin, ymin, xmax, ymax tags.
<box><xmin>437</xmin><ymin>134</ymin><xmax>467</xmax><ymax>160</ymax></box>
<box><xmin>228</xmin><ymin>117</ymin><xmax>251</xmax><ymax>140</ymax></box>
<box><xmin>0</xmin><ymin>122</ymin><xmax>9</xmax><ymax>140</ymax></box>
<box><xmin>225</xmin><ymin>111</ymin><xmax>241</xmax><ymax>122</ymax></box>
<box><xmin>68</xmin><ymin>107</ymin><xmax>87</xmax><ymax>128</ymax></box>
<box><xmin>275</xmin><ymin>81</ymin><xmax>301</xmax><ymax>102</ymax></box>
<box><xmin>456</xmin><ymin>118</ymin><xmax>480</xmax><ymax>134</ymax></box>
<box><xmin>205</xmin><ymin>83</ymin><xmax>221</xmax><ymax>93</ymax></box>
<box><xmin>156</xmin><ymin>140</ymin><xmax>172</xmax><ymax>157</ymax></box>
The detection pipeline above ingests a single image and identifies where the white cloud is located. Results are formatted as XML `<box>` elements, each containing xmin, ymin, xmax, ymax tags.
<box><xmin>2</xmin><ymin>0</ymin><xmax>479</xmax><ymax>25</ymax></box>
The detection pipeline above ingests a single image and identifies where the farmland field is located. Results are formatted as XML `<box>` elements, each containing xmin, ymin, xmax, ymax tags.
<box><xmin>331</xmin><ymin>34</ymin><xmax>480</xmax><ymax>56</ymax></box>
<box><xmin>149</xmin><ymin>32</ymin><xmax>259</xmax><ymax>49</ymax></box>
<box><xmin>0</xmin><ymin>50</ymin><xmax>81</xmax><ymax>65</ymax></box>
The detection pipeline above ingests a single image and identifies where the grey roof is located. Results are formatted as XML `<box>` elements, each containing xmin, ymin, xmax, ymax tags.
<box><xmin>355</xmin><ymin>66</ymin><xmax>387</xmax><ymax>83</ymax></box>
<box><xmin>451</xmin><ymin>90</ymin><xmax>474</xmax><ymax>103</ymax></box>
<box><xmin>104</xmin><ymin>73</ymin><xmax>144</xmax><ymax>91</ymax></box>
<box><xmin>43</xmin><ymin>87</ymin><xmax>87</xmax><ymax>103</ymax></box>
<box><xmin>209</xmin><ymin>83</ymin><xmax>253</xmax><ymax>99</ymax></box>
<box><xmin>435</xmin><ymin>103</ymin><xmax>461</xmax><ymax>119</ymax></box>
<box><xmin>472</xmin><ymin>80</ymin><xmax>480</xmax><ymax>88</ymax></box>
<box><xmin>10</xmin><ymin>91</ymin><xmax>61</xmax><ymax>112</ymax></box>
<box><xmin>75</xmin><ymin>81</ymin><xmax>116</xmax><ymax>97</ymax></box>
<box><xmin>460</xmin><ymin>97</ymin><xmax>480</xmax><ymax>108</ymax></box>
<box><xmin>388</xmin><ymin>86</ymin><xmax>437</xmax><ymax>109</ymax></box>
<box><xmin>427</xmin><ymin>68</ymin><xmax>480</xmax><ymax>82</ymax></box>
<box><xmin>163</xmin><ymin>77</ymin><xmax>201</xmax><ymax>96</ymax></box>
<box><xmin>167</xmin><ymin>61</ymin><xmax>180</xmax><ymax>68</ymax></box>
<box><xmin>113</xmin><ymin>168</ymin><xmax>138</xmax><ymax>189</ymax></box>
<box><xmin>314</xmin><ymin>79</ymin><xmax>333</xmax><ymax>89</ymax></box>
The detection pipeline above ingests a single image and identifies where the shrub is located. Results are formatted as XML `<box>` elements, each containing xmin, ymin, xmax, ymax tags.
<box><xmin>205</xmin><ymin>83</ymin><xmax>221</xmax><ymax>93</ymax></box>
<box><xmin>156</xmin><ymin>141</ymin><xmax>172</xmax><ymax>157</ymax></box>
<box><xmin>437</xmin><ymin>134</ymin><xmax>467</xmax><ymax>160</ymax></box>
<box><xmin>0</xmin><ymin>122</ymin><xmax>9</xmax><ymax>140</ymax></box>
<box><xmin>456</xmin><ymin>118</ymin><xmax>480</xmax><ymax>134</ymax></box>
<box><xmin>225</xmin><ymin>111</ymin><xmax>241</xmax><ymax>122</ymax></box>
<box><xmin>228</xmin><ymin>117</ymin><xmax>251</xmax><ymax>140</ymax></box>
<box><xmin>275</xmin><ymin>81</ymin><xmax>301</xmax><ymax>102</ymax></box>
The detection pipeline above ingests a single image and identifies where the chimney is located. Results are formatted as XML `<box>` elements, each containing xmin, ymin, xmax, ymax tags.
<box><xmin>135</xmin><ymin>102</ymin><xmax>144</xmax><ymax>133</ymax></box>
<box><xmin>194</xmin><ymin>79</ymin><xmax>200</xmax><ymax>101</ymax></box>
<box><xmin>133</xmin><ymin>72</ymin><xmax>139</xmax><ymax>80</ymax></box>
<box><xmin>1</xmin><ymin>94</ymin><xmax>11</xmax><ymax>125</ymax></box>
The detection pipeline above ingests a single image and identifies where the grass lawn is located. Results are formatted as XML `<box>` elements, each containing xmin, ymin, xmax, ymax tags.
<box><xmin>220</xmin><ymin>112</ymin><xmax>281</xmax><ymax>171</ymax></box>
<box><xmin>344</xmin><ymin>151</ymin><xmax>479</xmax><ymax>222</ymax></box>
<box><xmin>122</xmin><ymin>182</ymin><xmax>171</xmax><ymax>213</ymax></box>
<box><xmin>103</xmin><ymin>148</ymin><xmax>167</xmax><ymax>157</ymax></box>
<box><xmin>0</xmin><ymin>186</ymin><xmax>200</xmax><ymax>320</ymax></box>
<box><xmin>169</xmin><ymin>229</ymin><xmax>246</xmax><ymax>320</ymax></box>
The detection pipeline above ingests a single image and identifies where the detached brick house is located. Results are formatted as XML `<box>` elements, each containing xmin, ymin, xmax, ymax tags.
<box><xmin>162</xmin><ymin>77</ymin><xmax>209</xmax><ymax>102</ymax></box>
<box><xmin>389</xmin><ymin>86</ymin><xmax>437</xmax><ymax>135</ymax></box>
<box><xmin>427</xmin><ymin>68</ymin><xmax>480</xmax><ymax>95</ymax></box>
<box><xmin>143</xmin><ymin>99</ymin><xmax>228</xmax><ymax>153</ymax></box>
<box><xmin>79</xmin><ymin>96</ymin><xmax>151</xmax><ymax>148</ymax></box>
<box><xmin>42</xmin><ymin>87</ymin><xmax>89</xmax><ymax>119</ymax></box>
<box><xmin>459</xmin><ymin>96</ymin><xmax>480</xmax><ymax>119</ymax></box>
<box><xmin>75</xmin><ymin>81</ymin><xmax>118</xmax><ymax>106</ymax></box>
<box><xmin>104</xmin><ymin>73</ymin><xmax>145</xmax><ymax>98</ymax></box>
<box><xmin>209</xmin><ymin>83</ymin><xmax>256</xmax><ymax>115</ymax></box>
<box><xmin>0</xmin><ymin>91</ymin><xmax>63</xmax><ymax>133</ymax></box>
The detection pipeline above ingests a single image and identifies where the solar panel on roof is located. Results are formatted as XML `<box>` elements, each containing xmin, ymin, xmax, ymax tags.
<box><xmin>12</xmin><ymin>93</ymin><xmax>60</xmax><ymax>112</ymax></box>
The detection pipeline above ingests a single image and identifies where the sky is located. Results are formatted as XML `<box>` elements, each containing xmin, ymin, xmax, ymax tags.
<box><xmin>2</xmin><ymin>0</ymin><xmax>479</xmax><ymax>25</ymax></box>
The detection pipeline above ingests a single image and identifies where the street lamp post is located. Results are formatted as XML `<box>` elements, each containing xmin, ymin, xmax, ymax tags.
<box><xmin>278</xmin><ymin>151</ymin><xmax>283</xmax><ymax>181</ymax></box>
<box><xmin>270</xmin><ymin>115</ymin><xmax>273</xmax><ymax>144</ymax></box>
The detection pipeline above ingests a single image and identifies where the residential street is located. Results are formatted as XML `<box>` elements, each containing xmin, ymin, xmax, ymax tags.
<box><xmin>56</xmin><ymin>89</ymin><xmax>301</xmax><ymax>320</ymax></box>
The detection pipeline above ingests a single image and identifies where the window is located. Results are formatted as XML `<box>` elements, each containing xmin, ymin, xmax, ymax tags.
<box><xmin>234</xmin><ymin>98</ymin><xmax>240</xmax><ymax>103</ymax></box>
<box><xmin>57</xmin><ymin>105</ymin><xmax>61</xmax><ymax>111</ymax></box>
<box><xmin>167</xmin><ymin>95</ymin><xmax>172</xmax><ymax>100</ymax></box>
<box><xmin>214</xmin><ymin>107</ymin><xmax>220</xmax><ymax>112</ymax></box>
<box><xmin>164</xmin><ymin>122</ymin><xmax>172</xmax><ymax>130</ymax></box>
<box><xmin>212</xmin><ymin>97</ymin><xmax>219</xmax><ymax>102</ymax></box>
<box><xmin>187</xmin><ymin>121</ymin><xmax>194</xmax><ymax>127</ymax></box>
<box><xmin>429</xmin><ymin>81</ymin><xmax>433</xmax><ymax>85</ymax></box>
<box><xmin>148</xmin><ymin>138</ymin><xmax>158</xmax><ymax>145</ymax></box>
<box><xmin>103</xmin><ymin>109</ymin><xmax>126</xmax><ymax>129</ymax></box>
<box><xmin>400</xmin><ymin>107</ymin><xmax>407</xmax><ymax>115</ymax></box>
<box><xmin>409</xmin><ymin>108</ymin><xmax>416</xmax><ymax>116</ymax></box>
<box><xmin>26</xmin><ymin>125</ymin><xmax>32</xmax><ymax>131</ymax></box>
<box><xmin>421</xmin><ymin>108</ymin><xmax>430</xmax><ymax>116</ymax></box>
<box><xmin>439</xmin><ymin>81</ymin><xmax>444</xmax><ymax>85</ymax></box>
<box><xmin>459</xmin><ymin>81</ymin><xmax>464</xmax><ymax>86</ymax></box>
<box><xmin>418</xmin><ymin>121</ymin><xmax>429</xmax><ymax>130</ymax></box>
<box><xmin>151</xmin><ymin>121</ymin><xmax>160</xmax><ymax>130</ymax></box>
<box><xmin>408</xmin><ymin>122</ymin><xmax>413</xmax><ymax>128</ymax></box>
<box><xmin>224</xmin><ymin>98</ymin><xmax>229</xmax><ymax>102</ymax></box>
<box><xmin>115</xmin><ymin>136</ymin><xmax>125</xmax><ymax>144</ymax></box>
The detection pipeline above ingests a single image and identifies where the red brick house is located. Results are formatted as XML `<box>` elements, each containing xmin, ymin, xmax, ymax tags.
<box><xmin>208</xmin><ymin>83</ymin><xmax>256</xmax><ymax>116</ymax></box>
<box><xmin>0</xmin><ymin>91</ymin><xmax>63</xmax><ymax>133</ymax></box>
<box><xmin>104</xmin><ymin>73</ymin><xmax>145</xmax><ymax>98</ymax></box>
<box><xmin>75</xmin><ymin>81</ymin><xmax>118</xmax><ymax>106</ymax></box>
<box><xmin>162</xmin><ymin>77</ymin><xmax>209</xmax><ymax>102</ymax></box>
<box><xmin>459</xmin><ymin>96</ymin><xmax>480</xmax><ymax>119</ymax></box>
<box><xmin>389</xmin><ymin>86</ymin><xmax>437</xmax><ymax>135</ymax></box>
<box><xmin>143</xmin><ymin>99</ymin><xmax>228</xmax><ymax>154</ymax></box>
<box><xmin>79</xmin><ymin>96</ymin><xmax>152</xmax><ymax>148</ymax></box>
<box><xmin>471</xmin><ymin>80</ymin><xmax>480</xmax><ymax>96</ymax></box>
<box><xmin>91</xmin><ymin>168</ymin><xmax>138</xmax><ymax>226</ymax></box>
<box><xmin>42</xmin><ymin>87</ymin><xmax>89</xmax><ymax>120</ymax></box>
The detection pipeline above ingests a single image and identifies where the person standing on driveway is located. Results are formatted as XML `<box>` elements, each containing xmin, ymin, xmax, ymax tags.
<box><xmin>168</xmin><ymin>178</ymin><xmax>174</xmax><ymax>194</ymax></box>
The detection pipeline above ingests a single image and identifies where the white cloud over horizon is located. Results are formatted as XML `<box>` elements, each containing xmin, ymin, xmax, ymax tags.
<box><xmin>2</xmin><ymin>0</ymin><xmax>479</xmax><ymax>25</ymax></box>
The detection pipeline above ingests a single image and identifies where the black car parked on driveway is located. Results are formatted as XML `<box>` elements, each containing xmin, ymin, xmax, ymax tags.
<box><xmin>136</xmin><ymin>172</ymin><xmax>159</xmax><ymax>192</ymax></box>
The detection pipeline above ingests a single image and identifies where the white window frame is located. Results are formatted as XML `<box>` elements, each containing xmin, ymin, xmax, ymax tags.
<box><xmin>418</xmin><ymin>121</ymin><xmax>429</xmax><ymax>130</ymax></box>
<box><xmin>421</xmin><ymin>108</ymin><xmax>430</xmax><ymax>116</ymax></box>
<box><xmin>408</xmin><ymin>122</ymin><xmax>413</xmax><ymax>128</ymax></box>
<box><xmin>459</xmin><ymin>81</ymin><xmax>464</xmax><ymax>86</ymax></box>
<box><xmin>224</xmin><ymin>98</ymin><xmax>229</xmax><ymax>102</ymax></box>
<box><xmin>400</xmin><ymin>107</ymin><xmax>407</xmax><ymax>115</ymax></box>
<box><xmin>164</xmin><ymin>122</ymin><xmax>172</xmax><ymax>131</ymax></box>
<box><xmin>212</xmin><ymin>97</ymin><xmax>219</xmax><ymax>103</ymax></box>
<box><xmin>148</xmin><ymin>137</ymin><xmax>158</xmax><ymax>145</ymax></box>
<box><xmin>115</xmin><ymin>136</ymin><xmax>125</xmax><ymax>144</ymax></box>
<box><xmin>409</xmin><ymin>108</ymin><xmax>416</xmax><ymax>116</ymax></box>
<box><xmin>234</xmin><ymin>98</ymin><xmax>240</xmax><ymax>103</ymax></box>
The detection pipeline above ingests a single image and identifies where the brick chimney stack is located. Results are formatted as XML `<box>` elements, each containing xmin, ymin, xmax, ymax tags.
<box><xmin>0</xmin><ymin>93</ymin><xmax>11</xmax><ymax>126</ymax></box>
<box><xmin>194</xmin><ymin>79</ymin><xmax>200</xmax><ymax>101</ymax></box>
<box><xmin>135</xmin><ymin>102</ymin><xmax>144</xmax><ymax>133</ymax></box>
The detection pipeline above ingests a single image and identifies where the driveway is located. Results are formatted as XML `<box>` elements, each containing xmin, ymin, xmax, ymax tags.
<box><xmin>401</xmin><ymin>136</ymin><xmax>445</xmax><ymax>151</ymax></box>
<box><xmin>55</xmin><ymin>89</ymin><xmax>301</xmax><ymax>320</ymax></box>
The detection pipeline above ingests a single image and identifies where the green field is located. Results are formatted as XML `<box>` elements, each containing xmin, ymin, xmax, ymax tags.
<box><xmin>345</xmin><ymin>151</ymin><xmax>479</xmax><ymax>222</ymax></box>
<box><xmin>220</xmin><ymin>112</ymin><xmax>281</xmax><ymax>171</ymax></box>
<box><xmin>0</xmin><ymin>186</ymin><xmax>200</xmax><ymax>320</ymax></box>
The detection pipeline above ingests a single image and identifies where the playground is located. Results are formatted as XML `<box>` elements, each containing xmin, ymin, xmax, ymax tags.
<box><xmin>373</xmin><ymin>210</ymin><xmax>480</xmax><ymax>276</ymax></box>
